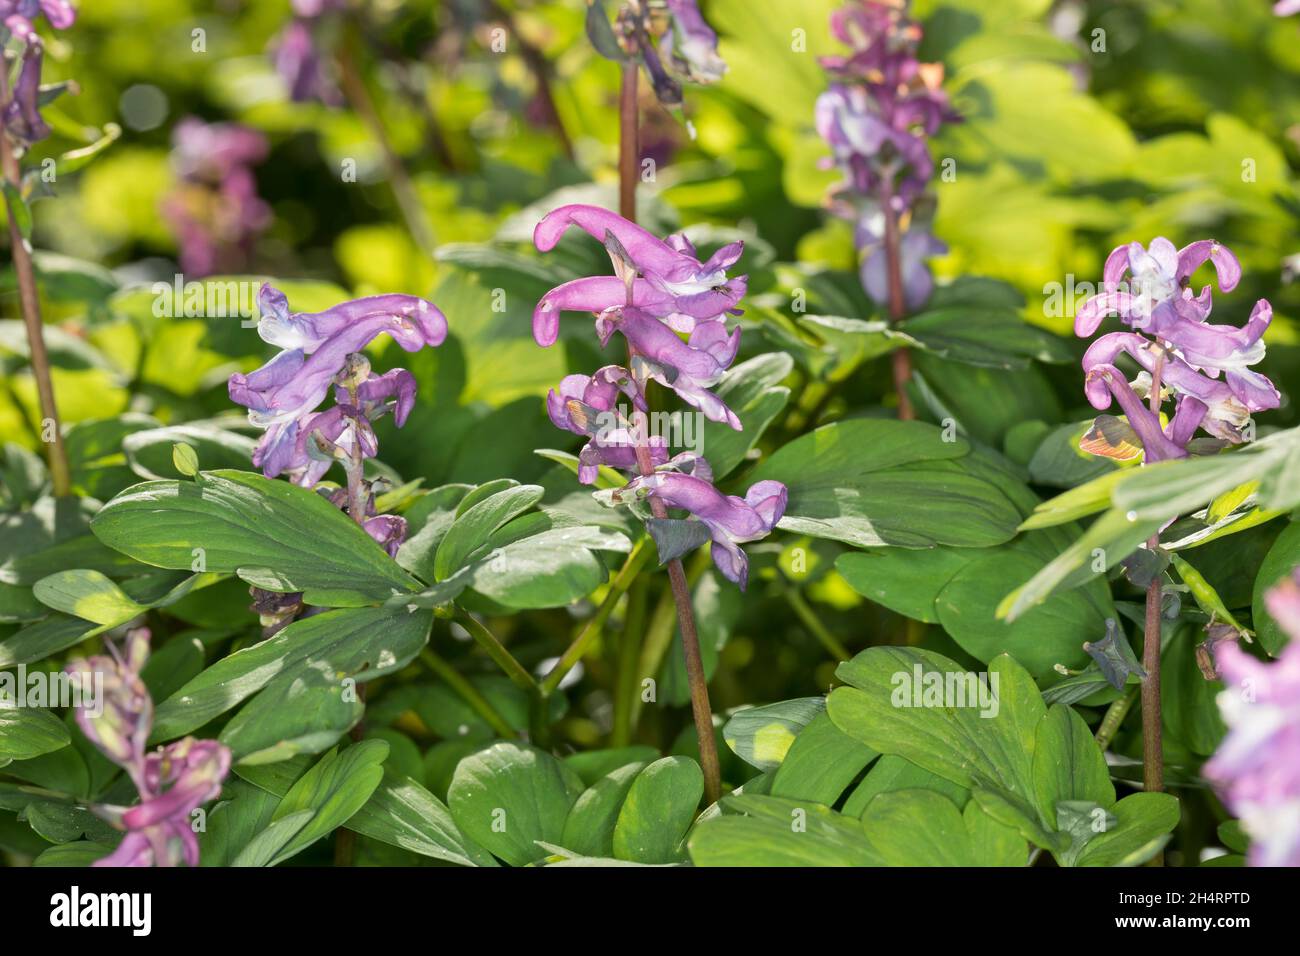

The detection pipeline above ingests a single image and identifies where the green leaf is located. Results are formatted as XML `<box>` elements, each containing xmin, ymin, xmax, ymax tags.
<box><xmin>346</xmin><ymin>770</ymin><xmax>497</xmax><ymax>868</ymax></box>
<box><xmin>2</xmin><ymin>181</ymin><xmax>31</xmax><ymax>240</ymax></box>
<box><xmin>723</xmin><ymin>697</ymin><xmax>826</xmax><ymax>771</ymax></box>
<box><xmin>447</xmin><ymin>742</ymin><xmax>583</xmax><ymax>866</ymax></box>
<box><xmin>828</xmin><ymin>648</ymin><xmax>1042</xmax><ymax>802</ymax></box>
<box><xmin>1031</xmin><ymin>704</ymin><xmax>1115</xmax><ymax>829</ymax></box>
<box><xmin>152</xmin><ymin>605</ymin><xmax>432</xmax><ymax>758</ymax></box>
<box><xmin>30</xmin><ymin>569</ymin><xmax>144</xmax><ymax>626</ymax></box>
<box><xmin>699</xmin><ymin>353</ymin><xmax>793</xmax><ymax>479</ymax></box>
<box><xmin>433</xmin><ymin>484</ymin><xmax>544</xmax><ymax>580</ymax></box>
<box><xmin>688</xmin><ymin>794</ymin><xmax>881</xmax><ymax>866</ymax></box>
<box><xmin>561</xmin><ymin>761</ymin><xmax>646</xmax><ymax>859</ymax></box>
<box><xmin>462</xmin><ymin>524</ymin><xmax>631</xmax><ymax>609</ymax></box>
<box><xmin>612</xmin><ymin>756</ymin><xmax>704</xmax><ymax>864</ymax></box>
<box><xmin>770</xmin><ymin>711</ymin><xmax>878</xmax><ymax>806</ymax></box>
<box><xmin>1252</xmin><ymin>521</ymin><xmax>1300</xmax><ymax>655</ymax></box>
<box><xmin>752</xmin><ymin>420</ymin><xmax>1021</xmax><ymax>549</ymax></box>
<box><xmin>0</xmin><ymin>707</ymin><xmax>71</xmax><ymax>767</ymax></box>
<box><xmin>262</xmin><ymin>741</ymin><xmax>389</xmax><ymax>866</ymax></box>
<box><xmin>172</xmin><ymin>443</ymin><xmax>200</xmax><ymax>477</ymax></box>
<box><xmin>122</xmin><ymin>425</ymin><xmax>255</xmax><ymax>481</ymax></box>
<box><xmin>861</xmin><ymin>789</ymin><xmax>977</xmax><ymax>866</ymax></box>
<box><xmin>1073</xmin><ymin>793</ymin><xmax>1181</xmax><ymax>867</ymax></box>
<box><xmin>90</xmin><ymin>470</ymin><xmax>420</xmax><ymax>605</ymax></box>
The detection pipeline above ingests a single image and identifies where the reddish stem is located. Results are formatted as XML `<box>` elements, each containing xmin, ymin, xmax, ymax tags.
<box><xmin>0</xmin><ymin>71</ymin><xmax>71</xmax><ymax>496</ymax></box>
<box><xmin>881</xmin><ymin>194</ymin><xmax>914</xmax><ymax>420</ymax></box>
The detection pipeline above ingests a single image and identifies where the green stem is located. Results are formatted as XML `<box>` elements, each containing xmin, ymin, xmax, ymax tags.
<box><xmin>335</xmin><ymin>24</ymin><xmax>436</xmax><ymax>256</ymax></box>
<box><xmin>454</xmin><ymin>608</ymin><xmax>537</xmax><ymax>696</ymax></box>
<box><xmin>1</xmin><ymin>71</ymin><xmax>71</xmax><ymax>497</ymax></box>
<box><xmin>540</xmin><ymin>537</ymin><xmax>652</xmax><ymax>696</ymax></box>
<box><xmin>420</xmin><ymin>647</ymin><xmax>517</xmax><ymax>739</ymax></box>
<box><xmin>784</xmin><ymin>586</ymin><xmax>851</xmax><ymax>662</ymax></box>
<box><xmin>611</xmin><ymin>577</ymin><xmax>649</xmax><ymax>746</ymax></box>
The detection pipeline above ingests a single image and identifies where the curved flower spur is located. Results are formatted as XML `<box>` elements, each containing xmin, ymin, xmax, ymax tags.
<box><xmin>229</xmin><ymin>282</ymin><xmax>447</xmax><ymax>558</ymax></box>
<box><xmin>64</xmin><ymin>628</ymin><xmax>232</xmax><ymax>867</ymax></box>
<box><xmin>1075</xmin><ymin>237</ymin><xmax>1280</xmax><ymax>462</ymax></box>
<box><xmin>532</xmin><ymin>203</ymin><xmax>786</xmax><ymax>589</ymax></box>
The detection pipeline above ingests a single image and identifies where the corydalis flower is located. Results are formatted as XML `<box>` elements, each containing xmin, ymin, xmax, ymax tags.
<box><xmin>270</xmin><ymin>1</ymin><xmax>345</xmax><ymax>107</ymax></box>
<box><xmin>230</xmin><ymin>284</ymin><xmax>445</xmax><ymax>485</ymax></box>
<box><xmin>161</xmin><ymin>118</ymin><xmax>271</xmax><ymax>277</ymax></box>
<box><xmin>547</xmin><ymin>365</ymin><xmax>668</xmax><ymax>484</ymax></box>
<box><xmin>815</xmin><ymin>1</ymin><xmax>956</xmax><ymax>207</ymax></box>
<box><xmin>0</xmin><ymin>0</ymin><xmax>74</xmax><ymax>41</ymax></box>
<box><xmin>815</xmin><ymin>1</ymin><xmax>957</xmax><ymax>316</ymax></box>
<box><xmin>65</xmin><ymin>629</ymin><xmax>231</xmax><ymax>868</ymax></box>
<box><xmin>660</xmin><ymin>0</ymin><xmax>726</xmax><ymax>85</ymax></box>
<box><xmin>1</xmin><ymin>40</ymin><xmax>49</xmax><ymax>144</ymax></box>
<box><xmin>1204</xmin><ymin>570</ymin><xmax>1300</xmax><ymax>867</ymax></box>
<box><xmin>533</xmin><ymin>204</ymin><xmax>746</xmax><ymax>346</ymax></box>
<box><xmin>1076</xmin><ymin>238</ymin><xmax>1280</xmax><ymax>461</ymax></box>
<box><xmin>612</xmin><ymin>472</ymin><xmax>788</xmax><ymax>589</ymax></box>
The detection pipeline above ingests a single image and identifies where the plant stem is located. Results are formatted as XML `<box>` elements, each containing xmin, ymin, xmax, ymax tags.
<box><xmin>1141</xmin><ymin>352</ymin><xmax>1167</xmax><ymax>866</ymax></box>
<box><xmin>420</xmin><ymin>647</ymin><xmax>517</xmax><ymax>739</ymax></box>
<box><xmin>615</xmin><ymin>59</ymin><xmax>719</xmax><ymax>803</ymax></box>
<box><xmin>483</xmin><ymin>0</ymin><xmax>574</xmax><ymax>160</ymax></box>
<box><xmin>611</xmin><ymin>577</ymin><xmax>649</xmax><ymax>745</ymax></box>
<box><xmin>784</xmin><ymin>586</ymin><xmax>851</xmax><ymax>662</ymax></box>
<box><xmin>880</xmin><ymin>191</ymin><xmax>914</xmax><ymax>421</ymax></box>
<box><xmin>1142</xmin><ymin>353</ymin><xmax>1166</xmax><ymax>800</ymax></box>
<box><xmin>335</xmin><ymin>26</ymin><xmax>437</xmax><ymax>257</ymax></box>
<box><xmin>540</xmin><ymin>537</ymin><xmax>652</xmax><ymax>695</ymax></box>
<box><xmin>0</xmin><ymin>101</ymin><xmax>71</xmax><ymax>497</ymax></box>
<box><xmin>1095</xmin><ymin>685</ymin><xmax>1138</xmax><ymax>751</ymax></box>
<box><xmin>454</xmin><ymin>608</ymin><xmax>538</xmax><ymax>696</ymax></box>
<box><xmin>618</xmin><ymin>59</ymin><xmax>638</xmax><ymax>220</ymax></box>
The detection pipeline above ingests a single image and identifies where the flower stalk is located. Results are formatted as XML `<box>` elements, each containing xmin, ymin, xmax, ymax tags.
<box><xmin>1</xmin><ymin>69</ymin><xmax>70</xmax><ymax>496</ymax></box>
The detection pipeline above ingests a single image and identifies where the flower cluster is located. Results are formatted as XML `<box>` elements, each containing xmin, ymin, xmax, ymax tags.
<box><xmin>601</xmin><ymin>0</ymin><xmax>726</xmax><ymax>108</ymax></box>
<box><xmin>815</xmin><ymin>0</ymin><xmax>958</xmax><ymax>311</ymax></box>
<box><xmin>533</xmin><ymin>203</ymin><xmax>785</xmax><ymax>589</ymax></box>
<box><xmin>0</xmin><ymin>0</ymin><xmax>75</xmax><ymax>146</ymax></box>
<box><xmin>270</xmin><ymin>0</ymin><xmax>343</xmax><ymax>106</ymax></box>
<box><xmin>1204</xmin><ymin>569</ymin><xmax>1300</xmax><ymax>866</ymax></box>
<box><xmin>229</xmin><ymin>283</ymin><xmax>447</xmax><ymax>556</ymax></box>
<box><xmin>161</xmin><ymin>118</ymin><xmax>271</xmax><ymax>277</ymax></box>
<box><xmin>65</xmin><ymin>629</ymin><xmax>231</xmax><ymax>867</ymax></box>
<box><xmin>1074</xmin><ymin>238</ymin><xmax>1280</xmax><ymax>462</ymax></box>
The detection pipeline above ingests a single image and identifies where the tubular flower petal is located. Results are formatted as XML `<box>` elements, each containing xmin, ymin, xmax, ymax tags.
<box><xmin>1075</xmin><ymin>238</ymin><xmax>1280</xmax><ymax>460</ymax></box>
<box><xmin>65</xmin><ymin>631</ymin><xmax>230</xmax><ymax>868</ymax></box>
<box><xmin>1205</xmin><ymin>572</ymin><xmax>1300</xmax><ymax>867</ymax></box>
<box><xmin>612</xmin><ymin>473</ymin><xmax>787</xmax><ymax>589</ymax></box>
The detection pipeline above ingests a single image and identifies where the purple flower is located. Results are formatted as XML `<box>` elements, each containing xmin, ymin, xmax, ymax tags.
<box><xmin>0</xmin><ymin>0</ymin><xmax>75</xmax><ymax>41</ymax></box>
<box><xmin>161</xmin><ymin>118</ymin><xmax>271</xmax><ymax>277</ymax></box>
<box><xmin>1</xmin><ymin>40</ymin><xmax>50</xmax><ymax>144</ymax></box>
<box><xmin>1277</xmin><ymin>0</ymin><xmax>1300</xmax><ymax>16</ymax></box>
<box><xmin>547</xmin><ymin>366</ymin><xmax>668</xmax><ymax>484</ymax></box>
<box><xmin>815</xmin><ymin>2</ymin><xmax>957</xmax><ymax>314</ymax></box>
<box><xmin>660</xmin><ymin>0</ymin><xmax>727</xmax><ymax>85</ymax></box>
<box><xmin>611</xmin><ymin>473</ymin><xmax>787</xmax><ymax>589</ymax></box>
<box><xmin>532</xmin><ymin>204</ymin><xmax>746</xmax><ymax>347</ymax></box>
<box><xmin>65</xmin><ymin>628</ymin><xmax>152</xmax><ymax>774</ymax></box>
<box><xmin>858</xmin><ymin>216</ymin><xmax>947</xmax><ymax>311</ymax></box>
<box><xmin>65</xmin><ymin>629</ymin><xmax>231</xmax><ymax>868</ymax></box>
<box><xmin>230</xmin><ymin>284</ymin><xmax>446</xmax><ymax>479</ymax></box>
<box><xmin>1205</xmin><ymin>570</ymin><xmax>1300</xmax><ymax>867</ymax></box>
<box><xmin>1075</xmin><ymin>238</ymin><xmax>1280</xmax><ymax>462</ymax></box>
<box><xmin>270</xmin><ymin>18</ymin><xmax>341</xmax><ymax>106</ymax></box>
<box><xmin>362</xmin><ymin>514</ymin><xmax>408</xmax><ymax>558</ymax></box>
